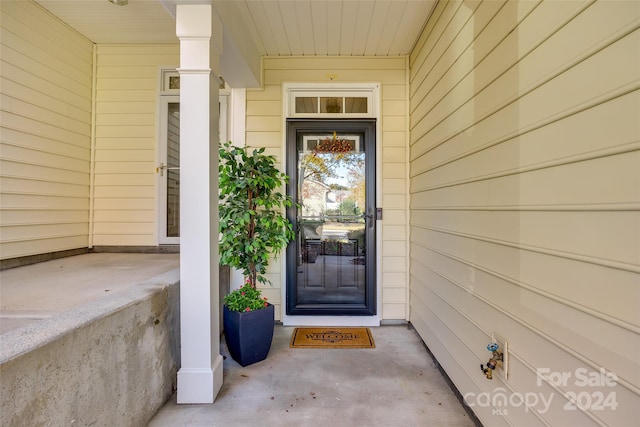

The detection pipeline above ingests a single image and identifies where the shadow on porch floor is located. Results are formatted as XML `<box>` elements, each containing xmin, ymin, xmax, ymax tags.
<box><xmin>149</xmin><ymin>324</ymin><xmax>478</xmax><ymax>427</ymax></box>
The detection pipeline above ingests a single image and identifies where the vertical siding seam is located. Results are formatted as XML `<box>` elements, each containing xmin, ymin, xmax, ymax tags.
<box><xmin>404</xmin><ymin>55</ymin><xmax>411</xmax><ymax>321</ymax></box>
<box><xmin>260</xmin><ymin>56</ymin><xmax>265</xmax><ymax>89</ymax></box>
<box><xmin>88</xmin><ymin>45</ymin><xmax>97</xmax><ymax>249</ymax></box>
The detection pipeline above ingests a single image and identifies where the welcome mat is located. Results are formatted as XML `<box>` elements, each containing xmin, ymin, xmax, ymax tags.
<box><xmin>290</xmin><ymin>327</ymin><xmax>375</xmax><ymax>348</ymax></box>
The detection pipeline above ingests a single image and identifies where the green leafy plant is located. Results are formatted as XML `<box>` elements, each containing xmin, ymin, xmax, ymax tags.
<box><xmin>219</xmin><ymin>141</ymin><xmax>296</xmax><ymax>297</ymax></box>
<box><xmin>223</xmin><ymin>281</ymin><xmax>269</xmax><ymax>312</ymax></box>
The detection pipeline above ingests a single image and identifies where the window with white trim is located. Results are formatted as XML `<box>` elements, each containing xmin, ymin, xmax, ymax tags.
<box><xmin>285</xmin><ymin>84</ymin><xmax>378</xmax><ymax>118</ymax></box>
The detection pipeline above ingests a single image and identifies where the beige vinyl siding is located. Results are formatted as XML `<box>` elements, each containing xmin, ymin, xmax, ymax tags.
<box><xmin>408</xmin><ymin>1</ymin><xmax>640</xmax><ymax>426</ymax></box>
<box><xmin>93</xmin><ymin>45</ymin><xmax>178</xmax><ymax>246</ymax></box>
<box><xmin>251</xmin><ymin>56</ymin><xmax>409</xmax><ymax>321</ymax></box>
<box><xmin>0</xmin><ymin>1</ymin><xmax>93</xmax><ymax>260</ymax></box>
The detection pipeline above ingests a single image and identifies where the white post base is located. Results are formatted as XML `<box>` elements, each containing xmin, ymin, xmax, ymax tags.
<box><xmin>176</xmin><ymin>354</ymin><xmax>224</xmax><ymax>404</ymax></box>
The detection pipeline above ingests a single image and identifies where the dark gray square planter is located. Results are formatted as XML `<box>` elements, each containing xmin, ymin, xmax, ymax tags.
<box><xmin>223</xmin><ymin>303</ymin><xmax>275</xmax><ymax>367</ymax></box>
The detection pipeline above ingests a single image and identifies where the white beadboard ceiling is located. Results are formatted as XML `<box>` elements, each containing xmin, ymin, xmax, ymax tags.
<box><xmin>35</xmin><ymin>0</ymin><xmax>436</xmax><ymax>56</ymax></box>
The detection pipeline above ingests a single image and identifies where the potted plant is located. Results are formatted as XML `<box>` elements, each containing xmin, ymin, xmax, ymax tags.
<box><xmin>218</xmin><ymin>141</ymin><xmax>296</xmax><ymax>366</ymax></box>
<box><xmin>222</xmin><ymin>281</ymin><xmax>275</xmax><ymax>367</ymax></box>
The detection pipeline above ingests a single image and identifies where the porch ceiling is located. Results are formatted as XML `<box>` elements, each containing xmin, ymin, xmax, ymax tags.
<box><xmin>34</xmin><ymin>0</ymin><xmax>436</xmax><ymax>56</ymax></box>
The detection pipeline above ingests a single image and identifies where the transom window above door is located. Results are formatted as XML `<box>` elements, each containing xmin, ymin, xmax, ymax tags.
<box><xmin>295</xmin><ymin>96</ymin><xmax>368</xmax><ymax>114</ymax></box>
<box><xmin>285</xmin><ymin>83</ymin><xmax>379</xmax><ymax>118</ymax></box>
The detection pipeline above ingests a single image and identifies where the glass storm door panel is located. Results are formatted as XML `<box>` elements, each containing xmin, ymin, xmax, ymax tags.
<box><xmin>159</xmin><ymin>97</ymin><xmax>180</xmax><ymax>244</ymax></box>
<box><xmin>286</xmin><ymin>120</ymin><xmax>376</xmax><ymax>315</ymax></box>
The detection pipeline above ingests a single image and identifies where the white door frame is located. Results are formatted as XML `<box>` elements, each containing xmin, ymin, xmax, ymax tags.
<box><xmin>281</xmin><ymin>82</ymin><xmax>382</xmax><ymax>327</ymax></box>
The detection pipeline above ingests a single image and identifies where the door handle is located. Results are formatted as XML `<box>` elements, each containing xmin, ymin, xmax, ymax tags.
<box><xmin>156</xmin><ymin>162</ymin><xmax>180</xmax><ymax>176</ymax></box>
<box><xmin>365</xmin><ymin>212</ymin><xmax>374</xmax><ymax>229</ymax></box>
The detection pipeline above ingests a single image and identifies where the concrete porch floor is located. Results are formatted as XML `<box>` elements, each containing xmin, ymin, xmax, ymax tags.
<box><xmin>150</xmin><ymin>324</ymin><xmax>477</xmax><ymax>427</ymax></box>
<box><xmin>0</xmin><ymin>253</ymin><xmax>180</xmax><ymax>333</ymax></box>
<box><xmin>0</xmin><ymin>253</ymin><xmax>477</xmax><ymax>426</ymax></box>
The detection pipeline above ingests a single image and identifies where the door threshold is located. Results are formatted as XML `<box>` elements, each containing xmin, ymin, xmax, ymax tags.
<box><xmin>282</xmin><ymin>315</ymin><xmax>380</xmax><ymax>327</ymax></box>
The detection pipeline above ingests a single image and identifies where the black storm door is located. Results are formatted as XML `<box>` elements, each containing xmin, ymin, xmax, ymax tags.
<box><xmin>286</xmin><ymin>119</ymin><xmax>376</xmax><ymax>315</ymax></box>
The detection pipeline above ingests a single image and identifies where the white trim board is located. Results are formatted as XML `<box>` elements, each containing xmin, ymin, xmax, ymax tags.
<box><xmin>280</xmin><ymin>82</ymin><xmax>382</xmax><ymax>327</ymax></box>
<box><xmin>283</xmin><ymin>315</ymin><xmax>381</xmax><ymax>327</ymax></box>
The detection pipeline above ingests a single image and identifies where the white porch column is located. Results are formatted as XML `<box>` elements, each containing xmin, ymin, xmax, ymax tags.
<box><xmin>176</xmin><ymin>4</ymin><xmax>223</xmax><ymax>404</ymax></box>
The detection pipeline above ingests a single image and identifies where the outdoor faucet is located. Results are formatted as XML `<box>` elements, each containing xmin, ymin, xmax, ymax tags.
<box><xmin>481</xmin><ymin>342</ymin><xmax>503</xmax><ymax>380</ymax></box>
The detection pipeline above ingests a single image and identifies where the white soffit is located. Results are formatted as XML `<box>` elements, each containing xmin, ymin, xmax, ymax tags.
<box><xmin>240</xmin><ymin>0</ymin><xmax>437</xmax><ymax>56</ymax></box>
<box><xmin>34</xmin><ymin>0</ymin><xmax>436</xmax><ymax>56</ymax></box>
<box><xmin>35</xmin><ymin>0</ymin><xmax>179</xmax><ymax>44</ymax></box>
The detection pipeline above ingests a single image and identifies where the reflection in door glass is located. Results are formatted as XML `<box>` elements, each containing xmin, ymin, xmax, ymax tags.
<box><xmin>295</xmin><ymin>97</ymin><xmax>318</xmax><ymax>114</ymax></box>
<box><xmin>296</xmin><ymin>132</ymin><xmax>366</xmax><ymax>305</ymax></box>
<box><xmin>166</xmin><ymin>103</ymin><xmax>180</xmax><ymax>237</ymax></box>
<box><xmin>345</xmin><ymin>97</ymin><xmax>367</xmax><ymax>113</ymax></box>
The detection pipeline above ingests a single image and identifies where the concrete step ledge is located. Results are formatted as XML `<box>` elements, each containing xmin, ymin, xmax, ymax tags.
<box><xmin>0</xmin><ymin>269</ymin><xmax>180</xmax><ymax>427</ymax></box>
